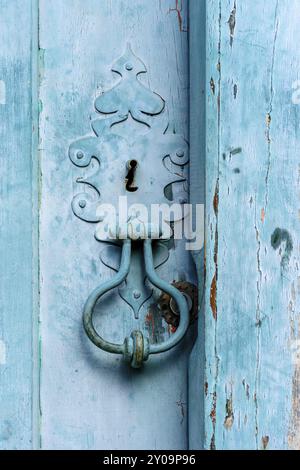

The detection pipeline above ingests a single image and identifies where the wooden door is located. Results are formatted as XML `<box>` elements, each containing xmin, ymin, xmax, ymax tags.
<box><xmin>2</xmin><ymin>0</ymin><xmax>298</xmax><ymax>452</ymax></box>
<box><xmin>204</xmin><ymin>0</ymin><xmax>300</xmax><ymax>451</ymax></box>
<box><xmin>0</xmin><ymin>0</ymin><xmax>204</xmax><ymax>450</ymax></box>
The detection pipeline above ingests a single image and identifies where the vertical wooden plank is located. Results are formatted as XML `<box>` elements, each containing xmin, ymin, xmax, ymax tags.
<box><xmin>188</xmin><ymin>0</ymin><xmax>206</xmax><ymax>450</ymax></box>
<box><xmin>205</xmin><ymin>0</ymin><xmax>300</xmax><ymax>450</ymax></box>
<box><xmin>39</xmin><ymin>0</ymin><xmax>192</xmax><ymax>449</ymax></box>
<box><xmin>0</xmin><ymin>0</ymin><xmax>38</xmax><ymax>449</ymax></box>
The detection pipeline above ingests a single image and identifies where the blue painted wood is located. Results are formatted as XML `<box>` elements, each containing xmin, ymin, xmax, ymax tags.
<box><xmin>38</xmin><ymin>0</ymin><xmax>195</xmax><ymax>450</ymax></box>
<box><xmin>0</xmin><ymin>0</ymin><xmax>38</xmax><ymax>449</ymax></box>
<box><xmin>205</xmin><ymin>0</ymin><xmax>300</xmax><ymax>450</ymax></box>
<box><xmin>5</xmin><ymin>0</ymin><xmax>298</xmax><ymax>451</ymax></box>
<box><xmin>188</xmin><ymin>0</ymin><xmax>206</xmax><ymax>450</ymax></box>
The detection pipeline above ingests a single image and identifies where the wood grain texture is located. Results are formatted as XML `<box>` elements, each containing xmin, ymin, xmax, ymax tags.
<box><xmin>205</xmin><ymin>0</ymin><xmax>300</xmax><ymax>450</ymax></box>
<box><xmin>188</xmin><ymin>0</ymin><xmax>206</xmax><ymax>450</ymax></box>
<box><xmin>39</xmin><ymin>0</ymin><xmax>194</xmax><ymax>450</ymax></box>
<box><xmin>0</xmin><ymin>0</ymin><xmax>38</xmax><ymax>449</ymax></box>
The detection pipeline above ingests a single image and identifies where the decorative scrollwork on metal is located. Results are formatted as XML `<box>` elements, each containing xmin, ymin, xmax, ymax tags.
<box><xmin>69</xmin><ymin>43</ymin><xmax>189</xmax><ymax>238</ymax></box>
<box><xmin>69</xmin><ymin>45</ymin><xmax>190</xmax><ymax>363</ymax></box>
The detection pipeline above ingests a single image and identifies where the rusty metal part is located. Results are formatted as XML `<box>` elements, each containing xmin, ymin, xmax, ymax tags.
<box><xmin>158</xmin><ymin>281</ymin><xmax>198</xmax><ymax>328</ymax></box>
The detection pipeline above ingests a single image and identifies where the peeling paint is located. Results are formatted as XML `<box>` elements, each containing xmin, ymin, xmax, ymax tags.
<box><xmin>0</xmin><ymin>80</ymin><xmax>6</xmax><ymax>105</ymax></box>
<box><xmin>210</xmin><ymin>179</ymin><xmax>219</xmax><ymax>320</ymax></box>
<box><xmin>242</xmin><ymin>380</ymin><xmax>250</xmax><ymax>400</ymax></box>
<box><xmin>145</xmin><ymin>303</ymin><xmax>165</xmax><ymax>344</ymax></box>
<box><xmin>265</xmin><ymin>4</ymin><xmax>279</xmax><ymax>210</ymax></box>
<box><xmin>230</xmin><ymin>147</ymin><xmax>242</xmax><ymax>157</ymax></box>
<box><xmin>233</xmin><ymin>83</ymin><xmax>238</xmax><ymax>99</ymax></box>
<box><xmin>213</xmin><ymin>179</ymin><xmax>219</xmax><ymax>216</ymax></box>
<box><xmin>207</xmin><ymin>1</ymin><xmax>222</xmax><ymax>450</ymax></box>
<box><xmin>228</xmin><ymin>1</ymin><xmax>237</xmax><ymax>47</ymax></box>
<box><xmin>224</xmin><ymin>398</ymin><xmax>234</xmax><ymax>430</ymax></box>
<box><xmin>210</xmin><ymin>391</ymin><xmax>217</xmax><ymax>450</ymax></box>
<box><xmin>210</xmin><ymin>274</ymin><xmax>217</xmax><ymax>320</ymax></box>
<box><xmin>210</xmin><ymin>435</ymin><xmax>216</xmax><ymax>451</ymax></box>
<box><xmin>254</xmin><ymin>205</ymin><xmax>263</xmax><ymax>449</ymax></box>
<box><xmin>210</xmin><ymin>77</ymin><xmax>216</xmax><ymax>95</ymax></box>
<box><xmin>262</xmin><ymin>436</ymin><xmax>269</xmax><ymax>450</ymax></box>
<box><xmin>205</xmin><ymin>0</ymin><xmax>299</xmax><ymax>451</ymax></box>
<box><xmin>271</xmin><ymin>228</ymin><xmax>293</xmax><ymax>269</ymax></box>
<box><xmin>169</xmin><ymin>0</ymin><xmax>187</xmax><ymax>33</ymax></box>
<box><xmin>210</xmin><ymin>394</ymin><xmax>216</xmax><ymax>425</ymax></box>
<box><xmin>288</xmin><ymin>340</ymin><xmax>300</xmax><ymax>449</ymax></box>
<box><xmin>0</xmin><ymin>340</ymin><xmax>6</xmax><ymax>365</ymax></box>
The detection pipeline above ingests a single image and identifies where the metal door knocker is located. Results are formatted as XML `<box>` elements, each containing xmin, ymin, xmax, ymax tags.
<box><xmin>69</xmin><ymin>44</ymin><xmax>191</xmax><ymax>368</ymax></box>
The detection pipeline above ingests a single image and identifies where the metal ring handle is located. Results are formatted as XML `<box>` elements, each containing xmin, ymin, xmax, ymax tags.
<box><xmin>83</xmin><ymin>239</ymin><xmax>132</xmax><ymax>355</ymax></box>
<box><xmin>83</xmin><ymin>239</ymin><xmax>189</xmax><ymax>368</ymax></box>
<box><xmin>83</xmin><ymin>239</ymin><xmax>150</xmax><ymax>368</ymax></box>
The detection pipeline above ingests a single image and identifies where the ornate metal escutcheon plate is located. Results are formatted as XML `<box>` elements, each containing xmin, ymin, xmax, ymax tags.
<box><xmin>69</xmin><ymin>44</ymin><xmax>192</xmax><ymax>368</ymax></box>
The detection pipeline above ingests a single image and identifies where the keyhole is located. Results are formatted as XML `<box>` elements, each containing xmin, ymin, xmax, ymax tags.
<box><xmin>125</xmin><ymin>160</ymin><xmax>138</xmax><ymax>192</ymax></box>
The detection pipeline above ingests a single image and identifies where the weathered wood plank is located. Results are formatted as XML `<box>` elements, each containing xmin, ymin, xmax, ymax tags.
<box><xmin>188</xmin><ymin>0</ymin><xmax>206</xmax><ymax>450</ymax></box>
<box><xmin>0</xmin><ymin>0</ymin><xmax>38</xmax><ymax>449</ymax></box>
<box><xmin>205</xmin><ymin>0</ymin><xmax>300</xmax><ymax>450</ymax></box>
<box><xmin>39</xmin><ymin>0</ymin><xmax>193</xmax><ymax>450</ymax></box>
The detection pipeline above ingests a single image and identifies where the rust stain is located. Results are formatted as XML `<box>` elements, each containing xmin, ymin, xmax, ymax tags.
<box><xmin>158</xmin><ymin>281</ymin><xmax>198</xmax><ymax>329</ymax></box>
<box><xmin>210</xmin><ymin>393</ymin><xmax>217</xmax><ymax>449</ymax></box>
<box><xmin>213</xmin><ymin>180</ymin><xmax>219</xmax><ymax>216</ymax></box>
<box><xmin>169</xmin><ymin>0</ymin><xmax>187</xmax><ymax>33</ymax></box>
<box><xmin>261</xmin><ymin>208</ymin><xmax>265</xmax><ymax>223</ymax></box>
<box><xmin>145</xmin><ymin>311</ymin><xmax>155</xmax><ymax>336</ymax></box>
<box><xmin>262</xmin><ymin>436</ymin><xmax>270</xmax><ymax>450</ymax></box>
<box><xmin>210</xmin><ymin>275</ymin><xmax>217</xmax><ymax>321</ymax></box>
<box><xmin>145</xmin><ymin>304</ymin><xmax>165</xmax><ymax>343</ymax></box>
<box><xmin>210</xmin><ymin>179</ymin><xmax>219</xmax><ymax>320</ymax></box>
<box><xmin>210</xmin><ymin>392</ymin><xmax>217</xmax><ymax>425</ymax></box>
